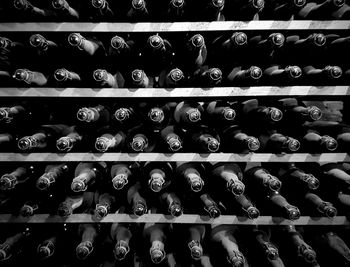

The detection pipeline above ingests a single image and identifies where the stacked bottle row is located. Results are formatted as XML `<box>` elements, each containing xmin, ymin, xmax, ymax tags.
<box><xmin>1</xmin><ymin>223</ymin><xmax>350</xmax><ymax>267</ymax></box>
<box><xmin>0</xmin><ymin>98</ymin><xmax>348</xmax><ymax>153</ymax></box>
<box><xmin>1</xmin><ymin>31</ymin><xmax>350</xmax><ymax>87</ymax></box>
<box><xmin>1</xmin><ymin>0</ymin><xmax>350</xmax><ymax>22</ymax></box>
<box><xmin>1</xmin><ymin>161</ymin><xmax>350</xmax><ymax>220</ymax></box>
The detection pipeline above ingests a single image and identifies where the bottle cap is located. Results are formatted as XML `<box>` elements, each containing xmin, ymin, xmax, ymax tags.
<box><xmin>95</xmin><ymin>204</ymin><xmax>108</xmax><ymax>219</ymax></box>
<box><xmin>264</xmin><ymin>244</ymin><xmax>279</xmax><ymax>260</ymax></box>
<box><xmin>0</xmin><ymin>175</ymin><xmax>15</xmax><ymax>191</ymax></box>
<box><xmin>268</xmin><ymin>178</ymin><xmax>282</xmax><ymax>191</ymax></box>
<box><xmin>0</xmin><ymin>108</ymin><xmax>9</xmax><ymax>122</ymax></box>
<box><xmin>287</xmin><ymin>138</ymin><xmax>301</xmax><ymax>152</ymax></box>
<box><xmin>93</xmin><ymin>69</ymin><xmax>108</xmax><ymax>82</ymax></box>
<box><xmin>249</xmin><ymin>66</ymin><xmax>263</xmax><ymax>80</ymax></box>
<box><xmin>38</xmin><ymin>245</ymin><xmax>52</xmax><ymax>259</ymax></box>
<box><xmin>56</xmin><ymin>137</ymin><xmax>74</xmax><ymax>152</ymax></box>
<box><xmin>298</xmin><ymin>244</ymin><xmax>316</xmax><ymax>263</ymax></box>
<box><xmin>132</xmin><ymin>0</ymin><xmax>146</xmax><ymax>10</ymax></box>
<box><xmin>167</xmin><ymin>137</ymin><xmax>182</xmax><ymax>152</ymax></box>
<box><xmin>29</xmin><ymin>34</ymin><xmax>47</xmax><ymax>50</ymax></box>
<box><xmin>313</xmin><ymin>34</ymin><xmax>326</xmax><ymax>47</ymax></box>
<box><xmin>286</xmin><ymin>206</ymin><xmax>301</xmax><ymax>220</ymax></box>
<box><xmin>13</xmin><ymin>69</ymin><xmax>29</xmax><ymax>81</ymax></box>
<box><xmin>208</xmin><ymin>68</ymin><xmax>222</xmax><ymax>82</ymax></box>
<box><xmin>191</xmin><ymin>180</ymin><xmax>203</xmax><ymax>192</ymax></box>
<box><xmin>246</xmin><ymin>206</ymin><xmax>260</xmax><ymax>219</ymax></box>
<box><xmin>325</xmin><ymin>66</ymin><xmax>342</xmax><ymax>79</ymax></box>
<box><xmin>111</xmin><ymin>35</ymin><xmax>125</xmax><ymax>50</ymax></box>
<box><xmin>68</xmin><ymin>33</ymin><xmax>83</xmax><ymax>47</ymax></box>
<box><xmin>17</xmin><ymin>136</ymin><xmax>33</xmax><ymax>150</ymax></box>
<box><xmin>114</xmin><ymin>108</ymin><xmax>130</xmax><ymax>122</ymax></box>
<box><xmin>333</xmin><ymin>0</ymin><xmax>345</xmax><ymax>8</ymax></box>
<box><xmin>286</xmin><ymin>66</ymin><xmax>302</xmax><ymax>79</ymax></box>
<box><xmin>0</xmin><ymin>247</ymin><xmax>8</xmax><ymax>261</ymax></box>
<box><xmin>321</xmin><ymin>136</ymin><xmax>338</xmax><ymax>151</ymax></box>
<box><xmin>169</xmin><ymin>68</ymin><xmax>184</xmax><ymax>82</ymax></box>
<box><xmin>148</xmin><ymin>108</ymin><xmax>164</xmax><ymax>123</ymax></box>
<box><xmin>170</xmin><ymin>0</ymin><xmax>184</xmax><ymax>8</ymax></box>
<box><xmin>131</xmin><ymin>136</ymin><xmax>147</xmax><ymax>152</ymax></box>
<box><xmin>169</xmin><ymin>203</ymin><xmax>182</xmax><ymax>216</ymax></box>
<box><xmin>300</xmin><ymin>174</ymin><xmax>320</xmax><ymax>190</ymax></box>
<box><xmin>54</xmin><ymin>69</ymin><xmax>69</xmax><ymax>82</ymax></box>
<box><xmin>150</xmin><ymin>248</ymin><xmax>165</xmax><ymax>264</ymax></box>
<box><xmin>207</xmin><ymin>138</ymin><xmax>220</xmax><ymax>152</ymax></box>
<box><xmin>77</xmin><ymin>107</ymin><xmax>93</xmax><ymax>122</ymax></box>
<box><xmin>150</xmin><ymin>180</ymin><xmax>163</xmax><ymax>192</ymax></box>
<box><xmin>112</xmin><ymin>174</ymin><xmax>128</xmax><ymax>190</ymax></box>
<box><xmin>308</xmin><ymin>106</ymin><xmax>322</xmax><ymax>121</ymax></box>
<box><xmin>36</xmin><ymin>176</ymin><xmax>51</xmax><ymax>191</ymax></box>
<box><xmin>269</xmin><ymin>33</ymin><xmax>285</xmax><ymax>47</ymax></box>
<box><xmin>57</xmin><ymin>203</ymin><xmax>72</xmax><ymax>217</ymax></box>
<box><xmin>133</xmin><ymin>201</ymin><xmax>147</xmax><ymax>216</ymax></box>
<box><xmin>228</xmin><ymin>180</ymin><xmax>245</xmax><ymax>196</ymax></box>
<box><xmin>52</xmin><ymin>0</ymin><xmax>68</xmax><ymax>10</ymax></box>
<box><xmin>252</xmin><ymin>0</ymin><xmax>265</xmax><ymax>9</ymax></box>
<box><xmin>294</xmin><ymin>0</ymin><xmax>306</xmax><ymax>7</ymax></box>
<box><xmin>71</xmin><ymin>179</ymin><xmax>86</xmax><ymax>192</ymax></box>
<box><xmin>268</xmin><ymin>107</ymin><xmax>283</xmax><ymax>122</ymax></box>
<box><xmin>188</xmin><ymin>240</ymin><xmax>203</xmax><ymax>260</ymax></box>
<box><xmin>76</xmin><ymin>242</ymin><xmax>93</xmax><ymax>260</ymax></box>
<box><xmin>114</xmin><ymin>241</ymin><xmax>130</xmax><ymax>261</ymax></box>
<box><xmin>227</xmin><ymin>251</ymin><xmax>245</xmax><ymax>267</ymax></box>
<box><xmin>211</xmin><ymin>0</ymin><xmax>225</xmax><ymax>8</ymax></box>
<box><xmin>148</xmin><ymin>35</ymin><xmax>164</xmax><ymax>49</ymax></box>
<box><xmin>246</xmin><ymin>137</ymin><xmax>260</xmax><ymax>151</ymax></box>
<box><xmin>232</xmin><ymin>32</ymin><xmax>247</xmax><ymax>46</ymax></box>
<box><xmin>131</xmin><ymin>69</ymin><xmax>145</xmax><ymax>84</ymax></box>
<box><xmin>191</xmin><ymin>34</ymin><xmax>205</xmax><ymax>48</ymax></box>
<box><xmin>208</xmin><ymin>206</ymin><xmax>221</xmax><ymax>218</ymax></box>
<box><xmin>187</xmin><ymin>109</ymin><xmax>201</xmax><ymax>122</ymax></box>
<box><xmin>20</xmin><ymin>205</ymin><xmax>34</xmax><ymax>217</ymax></box>
<box><xmin>14</xmin><ymin>0</ymin><xmax>29</xmax><ymax>10</ymax></box>
<box><xmin>92</xmin><ymin>0</ymin><xmax>106</xmax><ymax>9</ymax></box>
<box><xmin>325</xmin><ymin>205</ymin><xmax>337</xmax><ymax>218</ymax></box>
<box><xmin>223</xmin><ymin>108</ymin><xmax>236</xmax><ymax>121</ymax></box>
<box><xmin>0</xmin><ymin>37</ymin><xmax>10</xmax><ymax>49</ymax></box>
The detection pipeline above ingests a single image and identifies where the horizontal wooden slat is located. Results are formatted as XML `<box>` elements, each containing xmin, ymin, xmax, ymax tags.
<box><xmin>0</xmin><ymin>153</ymin><xmax>348</xmax><ymax>162</ymax></box>
<box><xmin>0</xmin><ymin>86</ymin><xmax>349</xmax><ymax>97</ymax></box>
<box><xmin>0</xmin><ymin>21</ymin><xmax>349</xmax><ymax>32</ymax></box>
<box><xmin>0</xmin><ymin>214</ymin><xmax>348</xmax><ymax>225</ymax></box>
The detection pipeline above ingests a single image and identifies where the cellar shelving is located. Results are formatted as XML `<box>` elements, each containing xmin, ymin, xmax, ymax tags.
<box><xmin>1</xmin><ymin>86</ymin><xmax>349</xmax><ymax>97</ymax></box>
<box><xmin>0</xmin><ymin>21</ymin><xmax>349</xmax><ymax>32</ymax></box>
<box><xmin>0</xmin><ymin>214</ymin><xmax>348</xmax><ymax>225</ymax></box>
<box><xmin>0</xmin><ymin>153</ymin><xmax>348</xmax><ymax>162</ymax></box>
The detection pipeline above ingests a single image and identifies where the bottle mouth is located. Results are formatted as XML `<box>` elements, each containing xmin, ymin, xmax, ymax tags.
<box><xmin>170</xmin><ymin>0</ymin><xmax>184</xmax><ymax>8</ymax></box>
<box><xmin>227</xmin><ymin>251</ymin><xmax>245</xmax><ymax>267</ymax></box>
<box><xmin>169</xmin><ymin>68</ymin><xmax>184</xmax><ymax>82</ymax></box>
<box><xmin>287</xmin><ymin>206</ymin><xmax>301</xmax><ymax>220</ymax></box>
<box><xmin>0</xmin><ymin>37</ymin><xmax>10</xmax><ymax>49</ymax></box>
<box><xmin>249</xmin><ymin>66</ymin><xmax>263</xmax><ymax>80</ymax></box>
<box><xmin>0</xmin><ymin>175</ymin><xmax>13</xmax><ymax>191</ymax></box>
<box><xmin>211</xmin><ymin>0</ymin><xmax>225</xmax><ymax>9</ymax></box>
<box><xmin>0</xmin><ymin>247</ymin><xmax>9</xmax><ymax>261</ymax></box>
<box><xmin>95</xmin><ymin>205</ymin><xmax>108</xmax><ymax>219</ymax></box>
<box><xmin>148</xmin><ymin>35</ymin><xmax>164</xmax><ymax>49</ymax></box>
<box><xmin>299</xmin><ymin>245</ymin><xmax>317</xmax><ymax>263</ymax></box>
<box><xmin>20</xmin><ymin>205</ymin><xmax>34</xmax><ymax>217</ymax></box>
<box><xmin>134</xmin><ymin>202</ymin><xmax>147</xmax><ymax>216</ymax></box>
<box><xmin>95</xmin><ymin>137</ymin><xmax>109</xmax><ymax>152</ymax></box>
<box><xmin>68</xmin><ymin>33</ymin><xmax>83</xmax><ymax>47</ymax></box>
<box><xmin>325</xmin><ymin>206</ymin><xmax>337</xmax><ymax>218</ymax></box>
<box><xmin>52</xmin><ymin>0</ymin><xmax>68</xmax><ymax>10</ymax></box>
<box><xmin>37</xmin><ymin>245</ymin><xmax>53</xmax><ymax>259</ymax></box>
<box><xmin>13</xmin><ymin>69</ymin><xmax>29</xmax><ymax>81</ymax></box>
<box><xmin>111</xmin><ymin>36</ymin><xmax>125</xmax><ymax>50</ymax></box>
<box><xmin>91</xmin><ymin>0</ymin><xmax>106</xmax><ymax>9</ymax></box>
<box><xmin>114</xmin><ymin>243</ymin><xmax>130</xmax><ymax>261</ymax></box>
<box><xmin>168</xmin><ymin>137</ymin><xmax>182</xmax><ymax>152</ymax></box>
<box><xmin>112</xmin><ymin>174</ymin><xmax>128</xmax><ymax>190</ymax></box>
<box><xmin>58</xmin><ymin>203</ymin><xmax>72</xmax><ymax>217</ymax></box>
<box><xmin>208</xmin><ymin>206</ymin><xmax>221</xmax><ymax>218</ymax></box>
<box><xmin>294</xmin><ymin>0</ymin><xmax>306</xmax><ymax>7</ymax></box>
<box><xmin>191</xmin><ymin>180</ymin><xmax>203</xmax><ymax>192</ymax></box>
<box><xmin>269</xmin><ymin>33</ymin><xmax>285</xmax><ymax>47</ymax></box>
<box><xmin>325</xmin><ymin>66</ymin><xmax>342</xmax><ymax>79</ymax></box>
<box><xmin>93</xmin><ymin>69</ymin><xmax>108</xmax><ymax>82</ymax></box>
<box><xmin>148</xmin><ymin>108</ymin><xmax>164</xmax><ymax>123</ymax></box>
<box><xmin>308</xmin><ymin>106</ymin><xmax>322</xmax><ymax>121</ymax></box>
<box><xmin>233</xmin><ymin>32</ymin><xmax>247</xmax><ymax>46</ymax></box>
<box><xmin>150</xmin><ymin>181</ymin><xmax>163</xmax><ymax>192</ymax></box>
<box><xmin>286</xmin><ymin>66</ymin><xmax>302</xmax><ymax>79</ymax></box>
<box><xmin>252</xmin><ymin>0</ymin><xmax>265</xmax><ymax>9</ymax></box>
<box><xmin>71</xmin><ymin>180</ymin><xmax>86</xmax><ymax>192</ymax></box>
<box><xmin>150</xmin><ymin>249</ymin><xmax>165</xmax><ymax>264</ymax></box>
<box><xmin>246</xmin><ymin>206</ymin><xmax>260</xmax><ymax>219</ymax></box>
<box><xmin>188</xmin><ymin>241</ymin><xmax>203</xmax><ymax>260</ymax></box>
<box><xmin>321</xmin><ymin>136</ymin><xmax>338</xmax><ymax>151</ymax></box>
<box><xmin>29</xmin><ymin>34</ymin><xmax>47</xmax><ymax>49</ymax></box>
<box><xmin>228</xmin><ymin>181</ymin><xmax>245</xmax><ymax>196</ymax></box>
<box><xmin>56</xmin><ymin>137</ymin><xmax>74</xmax><ymax>152</ymax></box>
<box><xmin>169</xmin><ymin>203</ymin><xmax>182</xmax><ymax>216</ymax></box>
<box><xmin>269</xmin><ymin>107</ymin><xmax>283</xmax><ymax>122</ymax></box>
<box><xmin>131</xmin><ymin>69</ymin><xmax>145</xmax><ymax>83</ymax></box>
<box><xmin>77</xmin><ymin>107</ymin><xmax>92</xmax><ymax>122</ymax></box>
<box><xmin>268</xmin><ymin>178</ymin><xmax>282</xmax><ymax>191</ymax></box>
<box><xmin>14</xmin><ymin>0</ymin><xmax>29</xmax><ymax>10</ymax></box>
<box><xmin>17</xmin><ymin>136</ymin><xmax>33</xmax><ymax>150</ymax></box>
<box><xmin>313</xmin><ymin>34</ymin><xmax>326</xmax><ymax>47</ymax></box>
<box><xmin>0</xmin><ymin>108</ymin><xmax>9</xmax><ymax>122</ymax></box>
<box><xmin>301</xmin><ymin>174</ymin><xmax>320</xmax><ymax>190</ymax></box>
<box><xmin>333</xmin><ymin>0</ymin><xmax>345</xmax><ymax>8</ymax></box>
<box><xmin>76</xmin><ymin>244</ymin><xmax>93</xmax><ymax>260</ymax></box>
<box><xmin>114</xmin><ymin>108</ymin><xmax>130</xmax><ymax>121</ymax></box>
<box><xmin>132</xmin><ymin>0</ymin><xmax>146</xmax><ymax>10</ymax></box>
<box><xmin>207</xmin><ymin>138</ymin><xmax>220</xmax><ymax>152</ymax></box>
<box><xmin>54</xmin><ymin>69</ymin><xmax>69</xmax><ymax>82</ymax></box>
<box><xmin>208</xmin><ymin>68</ymin><xmax>222</xmax><ymax>82</ymax></box>
<box><xmin>187</xmin><ymin>109</ymin><xmax>201</xmax><ymax>122</ymax></box>
<box><xmin>191</xmin><ymin>34</ymin><xmax>205</xmax><ymax>48</ymax></box>
<box><xmin>36</xmin><ymin>176</ymin><xmax>51</xmax><ymax>191</ymax></box>
<box><xmin>246</xmin><ymin>137</ymin><xmax>260</xmax><ymax>151</ymax></box>
<box><xmin>287</xmin><ymin>138</ymin><xmax>301</xmax><ymax>152</ymax></box>
<box><xmin>131</xmin><ymin>136</ymin><xmax>148</xmax><ymax>152</ymax></box>
<box><xmin>223</xmin><ymin>108</ymin><xmax>236</xmax><ymax>121</ymax></box>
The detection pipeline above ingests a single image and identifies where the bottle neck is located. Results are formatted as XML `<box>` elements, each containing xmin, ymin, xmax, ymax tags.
<box><xmin>218</xmin><ymin>170</ymin><xmax>245</xmax><ymax>196</ymax></box>
<box><xmin>164</xmin><ymin>132</ymin><xmax>182</xmax><ymax>152</ymax></box>
<box><xmin>58</xmin><ymin>195</ymin><xmax>84</xmax><ymax>217</ymax></box>
<box><xmin>0</xmin><ymin>166</ymin><xmax>31</xmax><ymax>190</ymax></box>
<box><xmin>0</xmin><ymin>232</ymin><xmax>26</xmax><ymax>261</ymax></box>
<box><xmin>289</xmin><ymin>169</ymin><xmax>320</xmax><ymax>190</ymax></box>
<box><xmin>269</xmin><ymin>133</ymin><xmax>300</xmax><ymax>152</ymax></box>
<box><xmin>218</xmin><ymin>233</ymin><xmax>246</xmax><ymax>267</ymax></box>
<box><xmin>200</xmin><ymin>193</ymin><xmax>221</xmax><ymax>218</ymax></box>
<box><xmin>268</xmin><ymin>191</ymin><xmax>300</xmax><ymax>220</ymax></box>
<box><xmin>253</xmin><ymin>168</ymin><xmax>282</xmax><ymax>191</ymax></box>
<box><xmin>184</xmin><ymin>168</ymin><xmax>204</xmax><ymax>192</ymax></box>
<box><xmin>287</xmin><ymin>229</ymin><xmax>317</xmax><ymax>264</ymax></box>
<box><xmin>148</xmin><ymin>169</ymin><xmax>166</xmax><ymax>193</ymax></box>
<box><xmin>304</xmin><ymin>192</ymin><xmax>337</xmax><ymax>218</ymax></box>
<box><xmin>130</xmin><ymin>133</ymin><xmax>148</xmax><ymax>152</ymax></box>
<box><xmin>164</xmin><ymin>192</ymin><xmax>182</xmax><ymax>216</ymax></box>
<box><xmin>56</xmin><ymin>132</ymin><xmax>82</xmax><ymax>152</ymax></box>
<box><xmin>13</xmin><ymin>69</ymin><xmax>47</xmax><ymax>86</ymax></box>
<box><xmin>234</xmin><ymin>132</ymin><xmax>260</xmax><ymax>151</ymax></box>
<box><xmin>255</xmin><ymin>232</ymin><xmax>279</xmax><ymax>261</ymax></box>
<box><xmin>68</xmin><ymin>33</ymin><xmax>100</xmax><ymax>56</ymax></box>
<box><xmin>196</xmin><ymin>133</ymin><xmax>220</xmax><ymax>152</ymax></box>
<box><xmin>235</xmin><ymin>194</ymin><xmax>260</xmax><ymax>219</ymax></box>
<box><xmin>77</xmin><ymin>106</ymin><xmax>101</xmax><ymax>123</ymax></box>
<box><xmin>71</xmin><ymin>166</ymin><xmax>98</xmax><ymax>192</ymax></box>
<box><xmin>188</xmin><ymin>225</ymin><xmax>205</xmax><ymax>260</ymax></box>
<box><xmin>95</xmin><ymin>133</ymin><xmax>124</xmax><ymax>152</ymax></box>
<box><xmin>0</xmin><ymin>105</ymin><xmax>25</xmax><ymax>123</ymax></box>
<box><xmin>111</xmin><ymin>164</ymin><xmax>131</xmax><ymax>190</ymax></box>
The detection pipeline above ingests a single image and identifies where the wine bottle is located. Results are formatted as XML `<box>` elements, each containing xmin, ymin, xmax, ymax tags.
<box><xmin>76</xmin><ymin>104</ymin><xmax>110</xmax><ymax>129</ymax></box>
<box><xmin>12</xmin><ymin>0</ymin><xmax>52</xmax><ymax>20</ymax></box>
<box><xmin>57</xmin><ymin>191</ymin><xmax>95</xmax><ymax>217</ymax></box>
<box><xmin>160</xmin><ymin>125</ymin><xmax>185</xmax><ymax>152</ymax></box>
<box><xmin>110</xmin><ymin>162</ymin><xmax>137</xmax><ymax>191</ymax></box>
<box><xmin>259</xmin><ymin>130</ymin><xmax>301</xmax><ymax>153</ymax></box>
<box><xmin>268</xmin><ymin>0</ymin><xmax>307</xmax><ymax>20</ymax></box>
<box><xmin>126</xmin><ymin>0</ymin><xmax>149</xmax><ymax>21</ymax></box>
<box><xmin>127</xmin><ymin>181</ymin><xmax>147</xmax><ymax>216</ymax></box>
<box><xmin>184</xmin><ymin>34</ymin><xmax>207</xmax><ymax>71</ymax></box>
<box><xmin>191</xmin><ymin>66</ymin><xmax>223</xmax><ymax>87</ymax></box>
<box><xmin>126</xmin><ymin>125</ymin><xmax>157</xmax><ymax>152</ymax></box>
<box><xmin>51</xmin><ymin>0</ymin><xmax>80</xmax><ymax>20</ymax></box>
<box><xmin>204</xmin><ymin>100</ymin><xmax>237</xmax><ymax>129</ymax></box>
<box><xmin>298</xmin><ymin>0</ymin><xmax>346</xmax><ymax>19</ymax></box>
<box><xmin>158</xmin><ymin>67</ymin><xmax>186</xmax><ymax>87</ymax></box>
<box><xmin>302</xmin><ymin>130</ymin><xmax>338</xmax><ymax>152</ymax></box>
<box><xmin>253</xmin><ymin>228</ymin><xmax>280</xmax><ymax>262</ymax></box>
<box><xmin>36</xmin><ymin>163</ymin><xmax>71</xmax><ymax>191</ymax></box>
<box><xmin>111</xmin><ymin>223</ymin><xmax>132</xmax><ymax>261</ymax></box>
<box><xmin>94</xmin><ymin>127</ymin><xmax>126</xmax><ymax>152</ymax></box>
<box><xmin>303</xmin><ymin>192</ymin><xmax>338</xmax><ymax>218</ymax></box>
<box><xmin>92</xmin><ymin>68</ymin><xmax>125</xmax><ymax>88</ymax></box>
<box><xmin>0</xmin><ymin>228</ymin><xmax>31</xmax><ymax>262</ymax></box>
<box><xmin>88</xmin><ymin>0</ymin><xmax>114</xmax><ymax>20</ymax></box>
<box><xmin>187</xmin><ymin>126</ymin><xmax>221</xmax><ymax>153</ymax></box>
<box><xmin>245</xmin><ymin>166</ymin><xmax>282</xmax><ymax>192</ymax></box>
<box><xmin>236</xmin><ymin>0</ymin><xmax>265</xmax><ymax>20</ymax></box>
<box><xmin>174</xmin><ymin>101</ymin><xmax>204</xmax><ymax>130</ymax></box>
<box><xmin>160</xmin><ymin>191</ymin><xmax>183</xmax><ymax>216</ymax></box>
<box><xmin>111</xmin><ymin>103</ymin><xmax>139</xmax><ymax>130</ymax></box>
<box><xmin>94</xmin><ymin>191</ymin><xmax>116</xmax><ymax>220</ymax></box>
<box><xmin>71</xmin><ymin>162</ymin><xmax>106</xmax><ymax>193</ymax></box>
<box><xmin>143</xmin><ymin>223</ymin><xmax>168</xmax><ymax>264</ymax></box>
<box><xmin>176</xmin><ymin>162</ymin><xmax>206</xmax><ymax>193</ymax></box>
<box><xmin>36</xmin><ymin>235</ymin><xmax>57</xmax><ymax>260</ymax></box>
<box><xmin>138</xmin><ymin>101</ymin><xmax>172</xmax><ymax>131</ymax></box>
<box><xmin>167</xmin><ymin>0</ymin><xmax>186</xmax><ymax>20</ymax></box>
<box><xmin>266</xmin><ymin>190</ymin><xmax>301</xmax><ymax>220</ymax></box>
<box><xmin>129</xmin><ymin>69</ymin><xmax>150</xmax><ymax>88</ymax></box>
<box><xmin>53</xmin><ymin>68</ymin><xmax>81</xmax><ymax>87</ymax></box>
<box><xmin>187</xmin><ymin>225</ymin><xmax>205</xmax><ymax>260</ymax></box>
<box><xmin>200</xmin><ymin>192</ymin><xmax>221</xmax><ymax>218</ymax></box>
<box><xmin>144</xmin><ymin>162</ymin><xmax>174</xmax><ymax>193</ymax></box>
<box><xmin>76</xmin><ymin>224</ymin><xmax>97</xmax><ymax>260</ymax></box>
<box><xmin>221</xmin><ymin>125</ymin><xmax>261</xmax><ymax>152</ymax></box>
<box><xmin>109</xmin><ymin>34</ymin><xmax>138</xmax><ymax>72</ymax></box>
<box><xmin>12</xmin><ymin>68</ymin><xmax>48</xmax><ymax>86</ymax></box>
<box><xmin>262</xmin><ymin>65</ymin><xmax>302</xmax><ymax>85</ymax></box>
<box><xmin>227</xmin><ymin>65</ymin><xmax>263</xmax><ymax>86</ymax></box>
<box><xmin>303</xmin><ymin>65</ymin><xmax>343</xmax><ymax>85</ymax></box>
<box><xmin>0</xmin><ymin>165</ymin><xmax>37</xmax><ymax>192</ymax></box>
<box><xmin>249</xmin><ymin>33</ymin><xmax>285</xmax><ymax>64</ymax></box>
<box><xmin>234</xmin><ymin>193</ymin><xmax>260</xmax><ymax>219</ymax></box>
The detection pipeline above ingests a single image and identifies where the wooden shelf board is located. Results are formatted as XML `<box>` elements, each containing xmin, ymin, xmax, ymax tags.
<box><xmin>0</xmin><ymin>21</ymin><xmax>349</xmax><ymax>32</ymax></box>
<box><xmin>0</xmin><ymin>214</ymin><xmax>347</xmax><ymax>225</ymax></box>
<box><xmin>0</xmin><ymin>153</ymin><xmax>348</xmax><ymax>162</ymax></box>
<box><xmin>0</xmin><ymin>86</ymin><xmax>349</xmax><ymax>97</ymax></box>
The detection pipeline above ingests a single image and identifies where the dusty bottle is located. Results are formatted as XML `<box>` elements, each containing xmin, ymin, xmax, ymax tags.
<box><xmin>269</xmin><ymin>0</ymin><xmax>307</xmax><ymax>20</ymax></box>
<box><xmin>51</xmin><ymin>0</ymin><xmax>80</xmax><ymax>20</ymax></box>
<box><xmin>138</xmin><ymin>102</ymin><xmax>172</xmax><ymax>131</ymax></box>
<box><xmin>298</xmin><ymin>0</ymin><xmax>346</xmax><ymax>19</ymax></box>
<box><xmin>109</xmin><ymin>34</ymin><xmax>138</xmax><ymax>72</ymax></box>
<box><xmin>186</xmin><ymin>225</ymin><xmax>206</xmax><ymax>260</ymax></box>
<box><xmin>12</xmin><ymin>68</ymin><xmax>48</xmax><ymax>86</ymax></box>
<box><xmin>174</xmin><ymin>101</ymin><xmax>204</xmax><ymax>130</ymax></box>
<box><xmin>249</xmin><ymin>33</ymin><xmax>285</xmax><ymax>64</ymax></box>
<box><xmin>160</xmin><ymin>125</ymin><xmax>185</xmax><ymax>152</ymax></box>
<box><xmin>94</xmin><ymin>191</ymin><xmax>116</xmax><ymax>220</ymax></box>
<box><xmin>253</xmin><ymin>228</ymin><xmax>280</xmax><ymax>262</ymax></box>
<box><xmin>129</xmin><ymin>69</ymin><xmax>150</xmax><ymax>88</ymax></box>
<box><xmin>109</xmin><ymin>163</ymin><xmax>136</xmax><ymax>191</ymax></box>
<box><xmin>143</xmin><ymin>223</ymin><xmax>168</xmax><ymax>264</ymax></box>
<box><xmin>111</xmin><ymin>103</ymin><xmax>139</xmax><ymax>129</ymax></box>
<box><xmin>111</xmin><ymin>223</ymin><xmax>132</xmax><ymax>261</ymax></box>
<box><xmin>53</xmin><ymin>68</ymin><xmax>81</xmax><ymax>87</ymax></box>
<box><xmin>36</xmin><ymin>163</ymin><xmax>70</xmax><ymax>191</ymax></box>
<box><xmin>0</xmin><ymin>228</ymin><xmax>31</xmax><ymax>262</ymax></box>
<box><xmin>303</xmin><ymin>65</ymin><xmax>343</xmax><ymax>85</ymax></box>
<box><xmin>126</xmin><ymin>0</ymin><xmax>149</xmax><ymax>21</ymax></box>
<box><xmin>71</xmin><ymin>162</ymin><xmax>106</xmax><ymax>193</ymax></box>
<box><xmin>267</xmin><ymin>190</ymin><xmax>301</xmax><ymax>220</ymax></box>
<box><xmin>92</xmin><ymin>69</ymin><xmax>125</xmax><ymax>88</ymax></box>
<box><xmin>160</xmin><ymin>191</ymin><xmax>183</xmax><ymax>216</ymax></box>
<box><xmin>187</xmin><ymin>126</ymin><xmax>221</xmax><ymax>153</ymax></box>
<box><xmin>176</xmin><ymin>162</ymin><xmax>206</xmax><ymax>193</ymax></box>
<box><xmin>12</xmin><ymin>0</ymin><xmax>52</xmax><ymax>20</ymax></box>
<box><xmin>126</xmin><ymin>125</ymin><xmax>157</xmax><ymax>152</ymax></box>
<box><xmin>262</xmin><ymin>65</ymin><xmax>302</xmax><ymax>85</ymax></box>
<box><xmin>57</xmin><ymin>191</ymin><xmax>95</xmax><ymax>217</ymax></box>
<box><xmin>245</xmin><ymin>166</ymin><xmax>282</xmax><ymax>192</ymax></box>
<box><xmin>221</xmin><ymin>125</ymin><xmax>261</xmax><ymax>153</ymax></box>
<box><xmin>0</xmin><ymin>165</ymin><xmax>37</xmax><ymax>191</ymax></box>
<box><xmin>158</xmin><ymin>67</ymin><xmax>186</xmax><ymax>87</ymax></box>
<box><xmin>127</xmin><ymin>181</ymin><xmax>147</xmax><ymax>216</ymax></box>
<box><xmin>76</xmin><ymin>224</ymin><xmax>98</xmax><ymax>260</ymax></box>
<box><xmin>144</xmin><ymin>162</ymin><xmax>174</xmax><ymax>193</ymax></box>
<box><xmin>94</xmin><ymin>128</ymin><xmax>126</xmax><ymax>152</ymax></box>
<box><xmin>88</xmin><ymin>0</ymin><xmax>114</xmax><ymax>20</ymax></box>
<box><xmin>200</xmin><ymin>192</ymin><xmax>221</xmax><ymax>218</ymax></box>
<box><xmin>56</xmin><ymin>126</ymin><xmax>86</xmax><ymax>152</ymax></box>
<box><xmin>259</xmin><ymin>130</ymin><xmax>301</xmax><ymax>153</ymax></box>
<box><xmin>227</xmin><ymin>65</ymin><xmax>263</xmax><ymax>86</ymax></box>
<box><xmin>37</xmin><ymin>235</ymin><xmax>57</xmax><ymax>260</ymax></box>
<box><xmin>76</xmin><ymin>104</ymin><xmax>110</xmax><ymax>129</ymax></box>
<box><xmin>302</xmin><ymin>130</ymin><xmax>338</xmax><ymax>152</ymax></box>
<box><xmin>184</xmin><ymin>34</ymin><xmax>207</xmax><ymax>71</ymax></box>
<box><xmin>204</xmin><ymin>100</ymin><xmax>237</xmax><ymax>129</ymax></box>
<box><xmin>191</xmin><ymin>66</ymin><xmax>223</xmax><ymax>87</ymax></box>
<box><xmin>234</xmin><ymin>193</ymin><xmax>260</xmax><ymax>219</ymax></box>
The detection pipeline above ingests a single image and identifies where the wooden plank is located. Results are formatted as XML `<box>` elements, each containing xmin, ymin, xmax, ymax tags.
<box><xmin>0</xmin><ymin>21</ymin><xmax>349</xmax><ymax>32</ymax></box>
<box><xmin>0</xmin><ymin>214</ymin><xmax>347</xmax><ymax>225</ymax></box>
<box><xmin>0</xmin><ymin>153</ymin><xmax>348</xmax><ymax>162</ymax></box>
<box><xmin>0</xmin><ymin>87</ymin><xmax>349</xmax><ymax>98</ymax></box>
